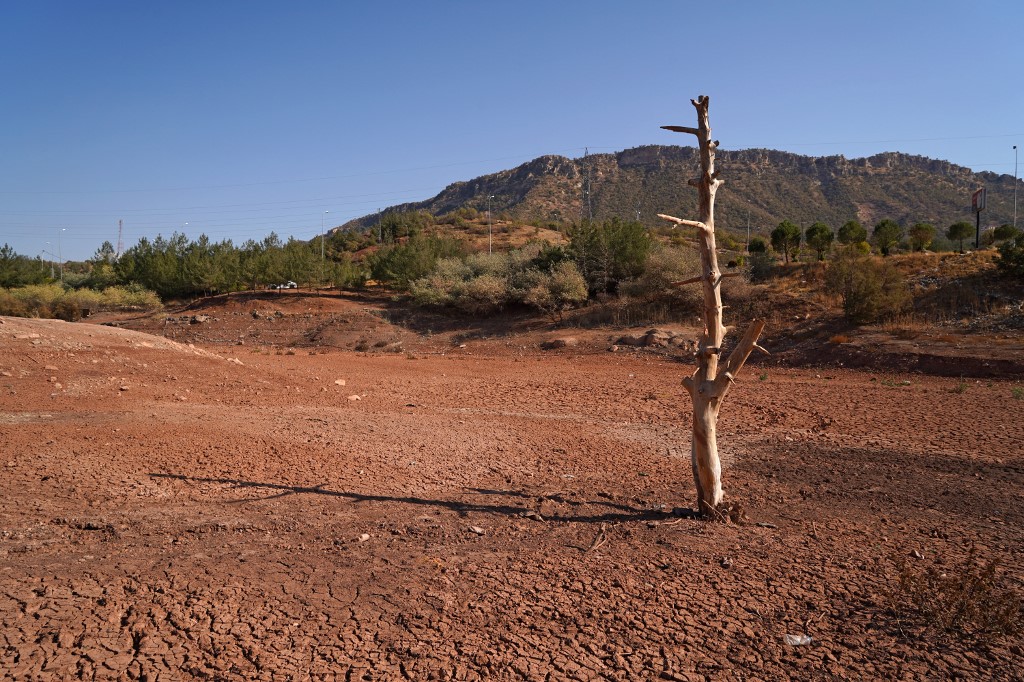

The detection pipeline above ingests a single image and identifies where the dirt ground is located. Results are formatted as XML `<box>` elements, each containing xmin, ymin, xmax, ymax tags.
<box><xmin>1</xmin><ymin>291</ymin><xmax>1023</xmax><ymax>681</ymax></box>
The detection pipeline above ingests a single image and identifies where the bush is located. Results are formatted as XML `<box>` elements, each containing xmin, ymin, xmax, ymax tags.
<box><xmin>524</xmin><ymin>261</ymin><xmax>588</xmax><ymax>321</ymax></box>
<box><xmin>893</xmin><ymin>545</ymin><xmax>1022</xmax><ymax>638</ymax></box>
<box><xmin>824</xmin><ymin>247</ymin><xmax>910</xmax><ymax>323</ymax></box>
<box><xmin>454</xmin><ymin>274</ymin><xmax>508</xmax><ymax>315</ymax></box>
<box><xmin>0</xmin><ymin>283</ymin><xmax>162</xmax><ymax>319</ymax></box>
<box><xmin>566</xmin><ymin>217</ymin><xmax>653</xmax><ymax>294</ymax></box>
<box><xmin>747</xmin><ymin>251</ymin><xmax>775</xmax><ymax>283</ymax></box>
<box><xmin>0</xmin><ymin>291</ymin><xmax>31</xmax><ymax>317</ymax></box>
<box><xmin>368</xmin><ymin>235</ymin><xmax>465</xmax><ymax>288</ymax></box>
<box><xmin>996</xmin><ymin>233</ymin><xmax>1024</xmax><ymax>277</ymax></box>
<box><xmin>618</xmin><ymin>242</ymin><xmax>700</xmax><ymax>299</ymax></box>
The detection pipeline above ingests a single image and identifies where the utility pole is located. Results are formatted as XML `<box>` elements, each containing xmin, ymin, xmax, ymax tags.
<box><xmin>321</xmin><ymin>210</ymin><xmax>329</xmax><ymax>288</ymax></box>
<box><xmin>44</xmin><ymin>244</ymin><xmax>55</xmax><ymax>278</ymax></box>
<box><xmin>1014</xmin><ymin>145</ymin><xmax>1018</xmax><ymax>231</ymax></box>
<box><xmin>487</xmin><ymin>195</ymin><xmax>494</xmax><ymax>255</ymax></box>
<box><xmin>584</xmin><ymin>147</ymin><xmax>593</xmax><ymax>222</ymax></box>
<box><xmin>116</xmin><ymin>220</ymin><xmax>124</xmax><ymax>260</ymax></box>
<box><xmin>746</xmin><ymin>210</ymin><xmax>750</xmax><ymax>252</ymax></box>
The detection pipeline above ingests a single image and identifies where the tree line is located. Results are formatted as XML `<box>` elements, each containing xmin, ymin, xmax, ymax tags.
<box><xmin>756</xmin><ymin>218</ymin><xmax>1022</xmax><ymax>264</ymax></box>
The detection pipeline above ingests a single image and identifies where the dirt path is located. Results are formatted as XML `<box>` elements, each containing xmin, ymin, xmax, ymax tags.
<box><xmin>1</xmin><ymin>314</ymin><xmax>1022</xmax><ymax>680</ymax></box>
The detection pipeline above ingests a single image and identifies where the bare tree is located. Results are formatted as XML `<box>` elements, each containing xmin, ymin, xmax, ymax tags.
<box><xmin>658</xmin><ymin>96</ymin><xmax>767</xmax><ymax>518</ymax></box>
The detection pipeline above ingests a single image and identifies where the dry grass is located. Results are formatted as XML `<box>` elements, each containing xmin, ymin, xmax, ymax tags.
<box><xmin>829</xmin><ymin>334</ymin><xmax>852</xmax><ymax>344</ymax></box>
<box><xmin>878</xmin><ymin>313</ymin><xmax>930</xmax><ymax>338</ymax></box>
<box><xmin>891</xmin><ymin>546</ymin><xmax>1023</xmax><ymax>639</ymax></box>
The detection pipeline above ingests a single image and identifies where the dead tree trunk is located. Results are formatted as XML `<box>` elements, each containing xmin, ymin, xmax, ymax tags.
<box><xmin>658</xmin><ymin>95</ymin><xmax>766</xmax><ymax>518</ymax></box>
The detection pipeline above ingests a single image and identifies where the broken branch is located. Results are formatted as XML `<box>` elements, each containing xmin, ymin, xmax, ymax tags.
<box><xmin>657</xmin><ymin>213</ymin><xmax>707</xmax><ymax>230</ymax></box>
<box><xmin>661</xmin><ymin>125</ymin><xmax>700</xmax><ymax>136</ymax></box>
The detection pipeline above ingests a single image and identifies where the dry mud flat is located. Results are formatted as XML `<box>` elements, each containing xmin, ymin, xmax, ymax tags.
<box><xmin>1</xmin><ymin>315</ymin><xmax>1022</xmax><ymax>681</ymax></box>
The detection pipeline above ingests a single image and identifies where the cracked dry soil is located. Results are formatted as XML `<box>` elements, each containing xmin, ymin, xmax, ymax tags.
<box><xmin>1</xmin><ymin>302</ymin><xmax>1022</xmax><ymax>681</ymax></box>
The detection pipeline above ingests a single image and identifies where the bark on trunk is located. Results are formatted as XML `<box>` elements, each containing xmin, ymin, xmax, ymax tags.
<box><xmin>659</xmin><ymin>96</ymin><xmax>766</xmax><ymax>518</ymax></box>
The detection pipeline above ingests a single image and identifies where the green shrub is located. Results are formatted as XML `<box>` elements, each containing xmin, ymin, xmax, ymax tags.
<box><xmin>368</xmin><ymin>235</ymin><xmax>465</xmax><ymax>288</ymax></box>
<box><xmin>619</xmin><ymin>246</ymin><xmax>701</xmax><ymax>310</ymax></box>
<box><xmin>996</xmin><ymin>234</ymin><xmax>1024</xmax><ymax>277</ymax></box>
<box><xmin>566</xmin><ymin>217</ymin><xmax>653</xmax><ymax>294</ymax></box>
<box><xmin>408</xmin><ymin>258</ymin><xmax>470</xmax><ymax>307</ymax></box>
<box><xmin>824</xmin><ymin>247</ymin><xmax>910</xmax><ymax>323</ymax></box>
<box><xmin>454</xmin><ymin>274</ymin><xmax>508</xmax><ymax>315</ymax></box>
<box><xmin>524</xmin><ymin>261</ymin><xmax>588</xmax><ymax>321</ymax></box>
<box><xmin>747</xmin><ymin>251</ymin><xmax>776</xmax><ymax>282</ymax></box>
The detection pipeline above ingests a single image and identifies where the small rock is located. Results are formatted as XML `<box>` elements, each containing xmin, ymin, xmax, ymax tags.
<box><xmin>468</xmin><ymin>526</ymin><xmax>485</xmax><ymax>536</ymax></box>
<box><xmin>522</xmin><ymin>511</ymin><xmax>544</xmax><ymax>522</ymax></box>
<box><xmin>44</xmin><ymin>365</ymin><xmax>58</xmax><ymax>371</ymax></box>
<box><xmin>541</xmin><ymin>337</ymin><xmax>578</xmax><ymax>350</ymax></box>
<box><xmin>720</xmin><ymin>557</ymin><xmax>733</xmax><ymax>569</ymax></box>
<box><xmin>119</xmin><ymin>385</ymin><xmax>130</xmax><ymax>391</ymax></box>
<box><xmin>347</xmin><ymin>394</ymin><xmax>361</xmax><ymax>401</ymax></box>
<box><xmin>334</xmin><ymin>379</ymin><xmax>346</xmax><ymax>386</ymax></box>
<box><xmin>357</xmin><ymin>533</ymin><xmax>370</xmax><ymax>543</ymax></box>
<box><xmin>910</xmin><ymin>549</ymin><xmax>924</xmax><ymax>560</ymax></box>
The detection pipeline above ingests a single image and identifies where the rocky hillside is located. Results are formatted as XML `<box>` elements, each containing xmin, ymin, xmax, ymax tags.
<box><xmin>341</xmin><ymin>146</ymin><xmax>1021</xmax><ymax>237</ymax></box>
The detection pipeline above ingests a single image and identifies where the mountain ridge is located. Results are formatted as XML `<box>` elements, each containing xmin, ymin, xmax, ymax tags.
<box><xmin>340</xmin><ymin>146</ymin><xmax>1020</xmax><ymax>236</ymax></box>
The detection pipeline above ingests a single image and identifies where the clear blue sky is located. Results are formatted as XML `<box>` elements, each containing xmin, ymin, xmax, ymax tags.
<box><xmin>2</xmin><ymin>0</ymin><xmax>1021</xmax><ymax>261</ymax></box>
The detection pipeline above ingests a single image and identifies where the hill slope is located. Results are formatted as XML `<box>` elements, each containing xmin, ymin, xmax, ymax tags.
<box><xmin>341</xmin><ymin>146</ymin><xmax>1021</xmax><ymax>236</ymax></box>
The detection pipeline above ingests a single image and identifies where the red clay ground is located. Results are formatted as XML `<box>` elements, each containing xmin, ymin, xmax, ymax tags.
<box><xmin>1</xmin><ymin>291</ymin><xmax>1023</xmax><ymax>681</ymax></box>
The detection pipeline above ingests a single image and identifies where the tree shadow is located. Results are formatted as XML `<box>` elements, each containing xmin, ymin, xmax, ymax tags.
<box><xmin>149</xmin><ymin>473</ymin><xmax>683</xmax><ymax>524</ymax></box>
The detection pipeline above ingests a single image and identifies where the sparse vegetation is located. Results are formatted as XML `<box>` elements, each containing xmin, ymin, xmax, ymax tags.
<box><xmin>0</xmin><ymin>284</ymin><xmax>161</xmax><ymax>320</ymax></box>
<box><xmin>892</xmin><ymin>546</ymin><xmax>1023</xmax><ymax>639</ymax></box>
<box><xmin>949</xmin><ymin>381</ymin><xmax>969</xmax><ymax>394</ymax></box>
<box><xmin>408</xmin><ymin>245</ymin><xmax>588</xmax><ymax>319</ymax></box>
<box><xmin>996</xmin><ymin>233</ymin><xmax>1024</xmax><ymax>276</ymax></box>
<box><xmin>824</xmin><ymin>247</ymin><xmax>910</xmax><ymax>323</ymax></box>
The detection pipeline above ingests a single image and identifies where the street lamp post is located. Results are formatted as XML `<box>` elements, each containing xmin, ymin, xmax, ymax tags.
<box><xmin>58</xmin><ymin>228</ymin><xmax>66</xmax><ymax>283</ymax></box>
<box><xmin>45</xmin><ymin>242</ymin><xmax>54</xmax><ymax>278</ymax></box>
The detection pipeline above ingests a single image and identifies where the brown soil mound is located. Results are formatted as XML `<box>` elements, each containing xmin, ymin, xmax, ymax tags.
<box><xmin>1</xmin><ymin>311</ymin><xmax>1022</xmax><ymax>680</ymax></box>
